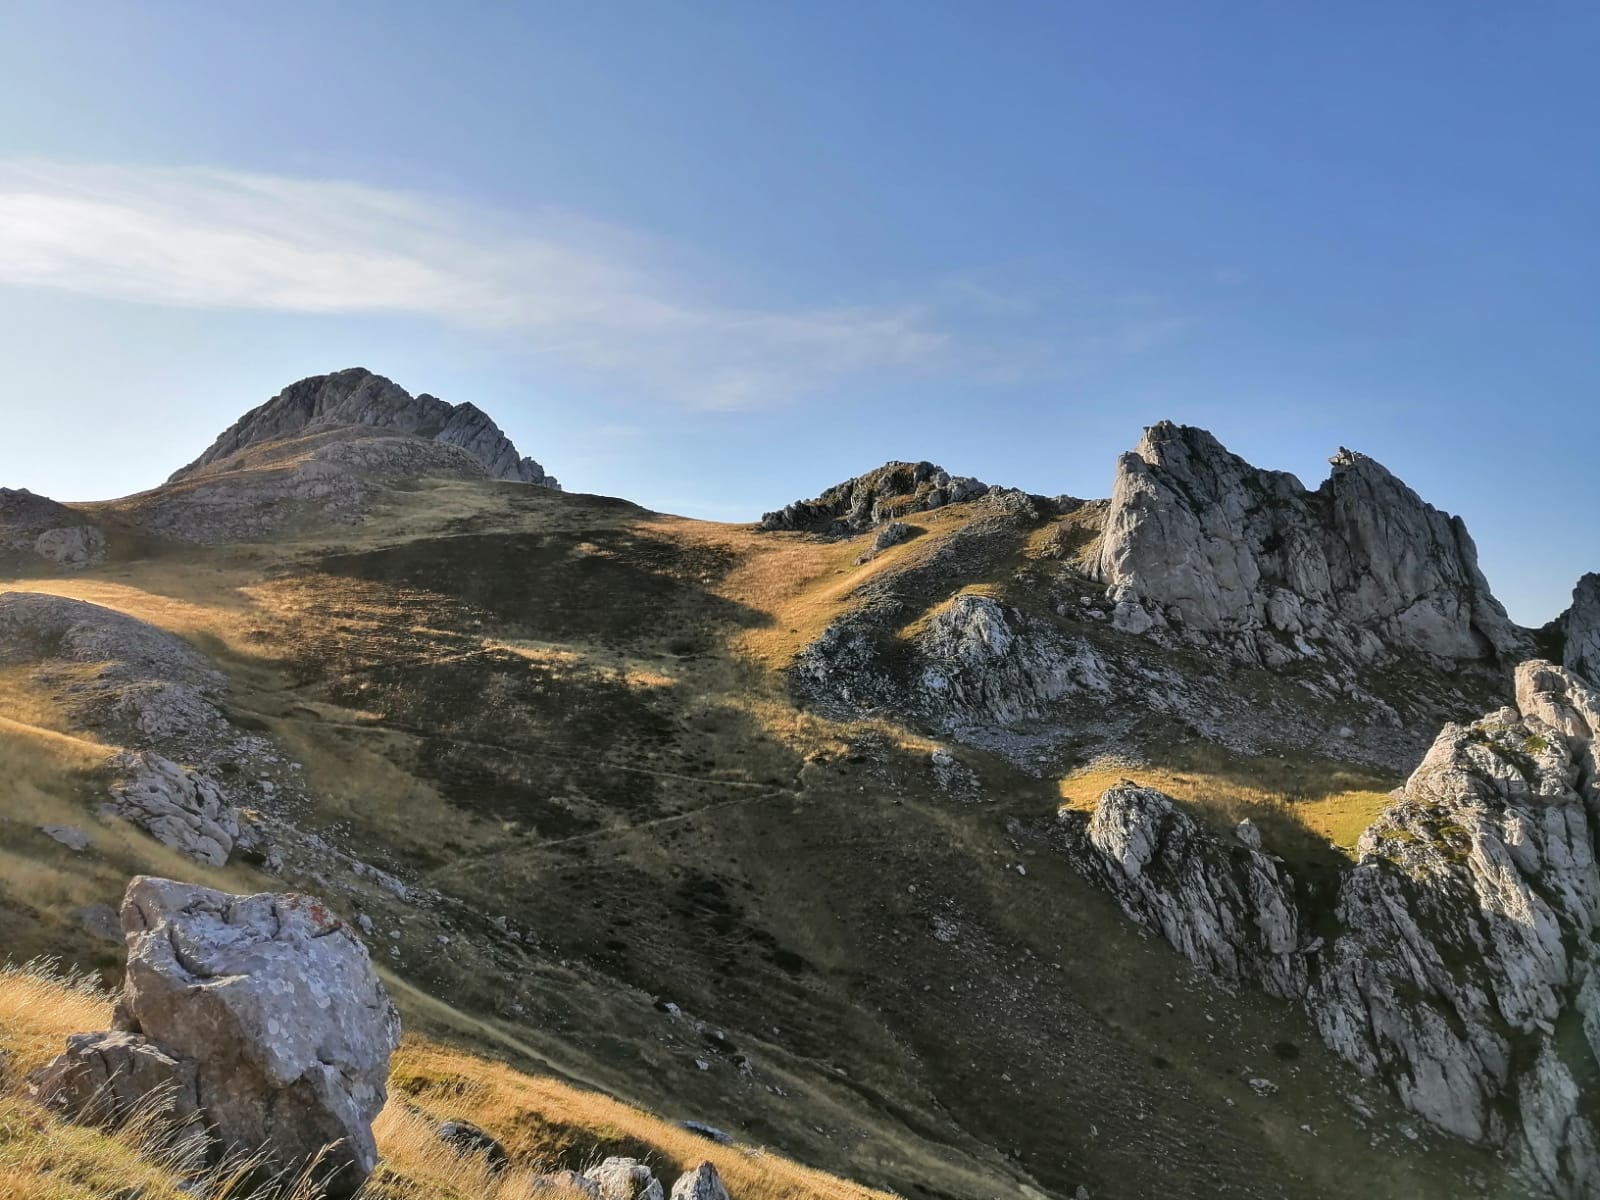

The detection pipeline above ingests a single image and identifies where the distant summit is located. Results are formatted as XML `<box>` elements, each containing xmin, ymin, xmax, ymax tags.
<box><xmin>759</xmin><ymin>460</ymin><xmax>1039</xmax><ymax>534</ymax></box>
<box><xmin>171</xmin><ymin>368</ymin><xmax>559</xmax><ymax>490</ymax></box>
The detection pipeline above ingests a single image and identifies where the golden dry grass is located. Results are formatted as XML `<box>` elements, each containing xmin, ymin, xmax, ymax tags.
<box><xmin>647</xmin><ymin>505</ymin><xmax>990</xmax><ymax>669</ymax></box>
<box><xmin>1058</xmin><ymin>742</ymin><xmax>1399</xmax><ymax>859</ymax></box>
<box><xmin>0</xmin><ymin>962</ymin><xmax>891</xmax><ymax>1200</ymax></box>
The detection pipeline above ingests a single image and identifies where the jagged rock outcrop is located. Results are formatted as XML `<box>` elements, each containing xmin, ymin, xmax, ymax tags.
<box><xmin>1316</xmin><ymin>660</ymin><xmax>1600</xmax><ymax>1197</ymax></box>
<box><xmin>106</xmin><ymin>749</ymin><xmax>246</xmax><ymax>866</ymax></box>
<box><xmin>1091</xmin><ymin>422</ymin><xmax>1526</xmax><ymax>664</ymax></box>
<box><xmin>1060</xmin><ymin>661</ymin><xmax>1600</xmax><ymax>1197</ymax></box>
<box><xmin>1557</xmin><ymin>573</ymin><xmax>1600</xmax><ymax>687</ymax></box>
<box><xmin>670</xmin><ymin>1162</ymin><xmax>732</xmax><ymax>1200</ymax></box>
<box><xmin>1060</xmin><ymin>784</ymin><xmax>1311</xmax><ymax>999</ymax></box>
<box><xmin>0</xmin><ymin>488</ymin><xmax>105</xmax><ymax>570</ymax></box>
<box><xmin>34</xmin><ymin>876</ymin><xmax>401</xmax><ymax>1198</ymax></box>
<box><xmin>170</xmin><ymin>368</ymin><xmax>560</xmax><ymax>488</ymax></box>
<box><xmin>915</xmin><ymin>594</ymin><xmax>1118</xmax><ymax>726</ymax></box>
<box><xmin>0</xmin><ymin>592</ymin><xmax>286</xmax><ymax>869</ymax></box>
<box><xmin>759</xmin><ymin>460</ymin><xmax>1026</xmax><ymax>534</ymax></box>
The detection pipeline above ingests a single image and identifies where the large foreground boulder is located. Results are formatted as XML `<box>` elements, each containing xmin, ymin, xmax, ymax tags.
<box><xmin>35</xmin><ymin>877</ymin><xmax>400</xmax><ymax>1198</ymax></box>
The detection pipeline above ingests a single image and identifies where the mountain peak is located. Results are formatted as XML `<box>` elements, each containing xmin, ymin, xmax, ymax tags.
<box><xmin>169</xmin><ymin>369</ymin><xmax>559</xmax><ymax>489</ymax></box>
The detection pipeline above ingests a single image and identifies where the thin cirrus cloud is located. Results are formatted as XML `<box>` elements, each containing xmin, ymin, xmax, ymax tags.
<box><xmin>0</xmin><ymin>160</ymin><xmax>1184</xmax><ymax>409</ymax></box>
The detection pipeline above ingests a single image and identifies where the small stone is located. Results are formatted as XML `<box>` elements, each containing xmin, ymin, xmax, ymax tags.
<box><xmin>40</xmin><ymin>824</ymin><xmax>91</xmax><ymax>852</ymax></box>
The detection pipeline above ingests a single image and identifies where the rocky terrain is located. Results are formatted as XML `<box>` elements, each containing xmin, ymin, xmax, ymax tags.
<box><xmin>1061</xmin><ymin>661</ymin><xmax>1600</xmax><ymax>1197</ymax></box>
<box><xmin>0</xmin><ymin>486</ymin><xmax>105</xmax><ymax>570</ymax></box>
<box><xmin>2</xmin><ymin>375</ymin><xmax>1596</xmax><ymax>1199</ymax></box>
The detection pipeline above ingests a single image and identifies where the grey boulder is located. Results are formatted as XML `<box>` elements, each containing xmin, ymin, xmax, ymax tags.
<box><xmin>670</xmin><ymin>1162</ymin><xmax>732</xmax><ymax>1200</ymax></box>
<box><xmin>30</xmin><ymin>1030</ymin><xmax>199</xmax><ymax>1134</ymax></box>
<box><xmin>590</xmin><ymin>1156</ymin><xmax>666</xmax><ymax>1200</ymax></box>
<box><xmin>94</xmin><ymin>876</ymin><xmax>400</xmax><ymax>1197</ymax></box>
<box><xmin>107</xmin><ymin>749</ymin><xmax>241</xmax><ymax>867</ymax></box>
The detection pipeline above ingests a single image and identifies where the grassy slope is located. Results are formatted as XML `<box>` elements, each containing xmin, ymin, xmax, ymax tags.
<box><xmin>0</xmin><ymin>477</ymin><xmax>1508</xmax><ymax>1199</ymax></box>
<box><xmin>0</xmin><ymin>962</ymin><xmax>880</xmax><ymax>1200</ymax></box>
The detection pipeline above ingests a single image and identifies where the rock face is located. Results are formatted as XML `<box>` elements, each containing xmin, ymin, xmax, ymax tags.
<box><xmin>0</xmin><ymin>488</ymin><xmax>105</xmax><ymax>570</ymax></box>
<box><xmin>170</xmin><ymin>368</ymin><xmax>560</xmax><ymax>488</ymax></box>
<box><xmin>1091</xmin><ymin>423</ymin><xmax>1526</xmax><ymax>664</ymax></box>
<box><xmin>1062</xmin><ymin>784</ymin><xmax>1310</xmax><ymax>999</ymax></box>
<box><xmin>35</xmin><ymin>877</ymin><xmax>403</xmax><ymax>1197</ymax></box>
<box><xmin>1316</xmin><ymin>660</ymin><xmax>1600</xmax><ymax>1197</ymax></box>
<box><xmin>1060</xmin><ymin>660</ymin><xmax>1600</xmax><ymax>1197</ymax></box>
<box><xmin>759</xmin><ymin>460</ymin><xmax>1015</xmax><ymax>534</ymax></box>
<box><xmin>1559</xmin><ymin>573</ymin><xmax>1600</xmax><ymax>687</ymax></box>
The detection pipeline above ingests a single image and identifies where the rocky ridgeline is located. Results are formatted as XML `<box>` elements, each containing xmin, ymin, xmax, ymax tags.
<box><xmin>0</xmin><ymin>487</ymin><xmax>105</xmax><ymax>570</ymax></box>
<box><xmin>1060</xmin><ymin>660</ymin><xmax>1600</xmax><ymax>1198</ymax></box>
<box><xmin>758</xmin><ymin>459</ymin><xmax>1049</xmax><ymax>534</ymax></box>
<box><xmin>170</xmin><ymin>367</ymin><xmax>559</xmax><ymax>489</ymax></box>
<box><xmin>1091</xmin><ymin>422</ymin><xmax>1528</xmax><ymax>666</ymax></box>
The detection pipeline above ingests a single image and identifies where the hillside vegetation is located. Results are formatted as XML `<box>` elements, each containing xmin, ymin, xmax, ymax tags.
<box><xmin>0</xmin><ymin>961</ymin><xmax>885</xmax><ymax>1200</ymax></box>
<box><xmin>0</xmin><ymin>473</ymin><xmax>1507</xmax><ymax>1198</ymax></box>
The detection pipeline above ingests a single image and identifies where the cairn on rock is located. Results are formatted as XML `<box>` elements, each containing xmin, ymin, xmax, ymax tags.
<box><xmin>32</xmin><ymin>876</ymin><xmax>400</xmax><ymax>1198</ymax></box>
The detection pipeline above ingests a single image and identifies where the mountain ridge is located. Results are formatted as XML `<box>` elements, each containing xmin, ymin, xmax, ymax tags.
<box><xmin>2</xmin><ymin>368</ymin><xmax>1597</xmax><ymax>1199</ymax></box>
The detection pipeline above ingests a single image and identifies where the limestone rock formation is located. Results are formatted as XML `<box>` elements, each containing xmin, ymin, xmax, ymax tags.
<box><xmin>1060</xmin><ymin>784</ymin><xmax>1310</xmax><ymax>999</ymax></box>
<box><xmin>107</xmin><ymin>749</ymin><xmax>245</xmax><ymax>867</ymax></box>
<box><xmin>759</xmin><ymin>460</ymin><xmax>1017</xmax><ymax>534</ymax></box>
<box><xmin>670</xmin><ymin>1162</ymin><xmax>732</xmax><ymax>1200</ymax></box>
<box><xmin>1315</xmin><ymin>660</ymin><xmax>1600</xmax><ymax>1197</ymax></box>
<box><xmin>1091</xmin><ymin>423</ymin><xmax>1526</xmax><ymax>664</ymax></box>
<box><xmin>0</xmin><ymin>488</ymin><xmax>105</xmax><ymax>570</ymax></box>
<box><xmin>170</xmin><ymin>368</ymin><xmax>560</xmax><ymax>488</ymax></box>
<box><xmin>1060</xmin><ymin>661</ymin><xmax>1600</xmax><ymax>1197</ymax></box>
<box><xmin>590</xmin><ymin>1157</ymin><xmax>666</xmax><ymax>1200</ymax></box>
<box><xmin>30</xmin><ymin>1030</ymin><xmax>200</xmax><ymax>1135</ymax></box>
<box><xmin>1558</xmin><ymin>573</ymin><xmax>1600</xmax><ymax>687</ymax></box>
<box><xmin>77</xmin><ymin>876</ymin><xmax>401</xmax><ymax>1197</ymax></box>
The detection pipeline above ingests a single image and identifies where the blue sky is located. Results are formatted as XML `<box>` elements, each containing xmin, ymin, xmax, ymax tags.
<box><xmin>0</xmin><ymin>2</ymin><xmax>1594</xmax><ymax>623</ymax></box>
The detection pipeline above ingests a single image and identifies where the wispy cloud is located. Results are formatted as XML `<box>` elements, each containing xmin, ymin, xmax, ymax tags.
<box><xmin>0</xmin><ymin>160</ymin><xmax>1186</xmax><ymax>408</ymax></box>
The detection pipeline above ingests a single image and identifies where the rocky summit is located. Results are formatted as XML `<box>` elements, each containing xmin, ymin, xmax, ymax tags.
<box><xmin>170</xmin><ymin>367</ymin><xmax>560</xmax><ymax>488</ymax></box>
<box><xmin>1092</xmin><ymin>422</ymin><xmax>1526</xmax><ymax>664</ymax></box>
<box><xmin>4</xmin><ymin>389</ymin><xmax>1598</xmax><ymax>1200</ymax></box>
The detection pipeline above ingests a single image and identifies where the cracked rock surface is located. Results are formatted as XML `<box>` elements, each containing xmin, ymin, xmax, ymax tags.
<box><xmin>39</xmin><ymin>876</ymin><xmax>403</xmax><ymax>1198</ymax></box>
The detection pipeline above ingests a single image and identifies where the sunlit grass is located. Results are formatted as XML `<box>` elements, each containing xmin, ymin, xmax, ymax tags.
<box><xmin>0</xmin><ymin>962</ymin><xmax>890</xmax><ymax>1200</ymax></box>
